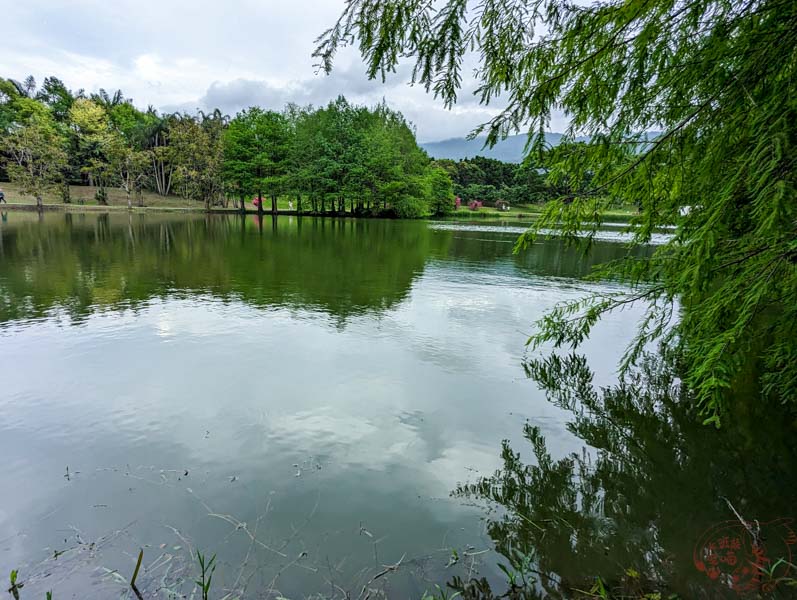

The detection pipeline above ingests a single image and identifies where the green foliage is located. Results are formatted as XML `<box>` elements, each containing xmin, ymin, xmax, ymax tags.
<box><xmin>195</xmin><ymin>551</ymin><xmax>216</xmax><ymax>600</ymax></box>
<box><xmin>427</xmin><ymin>165</ymin><xmax>456</xmax><ymax>215</ymax></box>
<box><xmin>447</xmin><ymin>349</ymin><xmax>797</xmax><ymax>598</ymax></box>
<box><xmin>94</xmin><ymin>186</ymin><xmax>108</xmax><ymax>205</ymax></box>
<box><xmin>223</xmin><ymin>97</ymin><xmax>440</xmax><ymax>217</ymax></box>
<box><xmin>68</xmin><ymin>97</ymin><xmax>120</xmax><ymax>201</ymax></box>
<box><xmin>222</xmin><ymin>106</ymin><xmax>289</xmax><ymax>212</ymax></box>
<box><xmin>3</xmin><ymin>112</ymin><xmax>68</xmax><ymax>207</ymax></box>
<box><xmin>36</xmin><ymin>76</ymin><xmax>75</xmax><ymax>123</ymax></box>
<box><xmin>436</xmin><ymin>154</ymin><xmax>553</xmax><ymax>207</ymax></box>
<box><xmin>171</xmin><ymin>111</ymin><xmax>226</xmax><ymax>209</ymax></box>
<box><xmin>2</xmin><ymin>70</ymin><xmax>450</xmax><ymax>216</ymax></box>
<box><xmin>317</xmin><ymin>0</ymin><xmax>797</xmax><ymax>418</ymax></box>
<box><xmin>8</xmin><ymin>569</ymin><xmax>23</xmax><ymax>599</ymax></box>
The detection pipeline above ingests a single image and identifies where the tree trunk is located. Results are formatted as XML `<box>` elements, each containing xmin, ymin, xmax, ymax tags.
<box><xmin>271</xmin><ymin>195</ymin><xmax>277</xmax><ymax>215</ymax></box>
<box><xmin>240</xmin><ymin>194</ymin><xmax>246</xmax><ymax>216</ymax></box>
<box><xmin>36</xmin><ymin>195</ymin><xmax>43</xmax><ymax>211</ymax></box>
<box><xmin>127</xmin><ymin>190</ymin><xmax>132</xmax><ymax>210</ymax></box>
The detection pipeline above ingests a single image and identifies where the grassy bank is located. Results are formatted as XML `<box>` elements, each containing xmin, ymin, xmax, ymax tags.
<box><xmin>0</xmin><ymin>182</ymin><xmax>294</xmax><ymax>212</ymax></box>
<box><xmin>441</xmin><ymin>204</ymin><xmax>638</xmax><ymax>223</ymax></box>
<box><xmin>0</xmin><ymin>182</ymin><xmax>640</xmax><ymax>221</ymax></box>
<box><xmin>0</xmin><ymin>181</ymin><xmax>203</xmax><ymax>209</ymax></box>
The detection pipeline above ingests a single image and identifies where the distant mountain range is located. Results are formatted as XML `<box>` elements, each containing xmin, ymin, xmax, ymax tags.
<box><xmin>421</xmin><ymin>132</ymin><xmax>658</xmax><ymax>162</ymax></box>
<box><xmin>420</xmin><ymin>133</ymin><xmax>567</xmax><ymax>162</ymax></box>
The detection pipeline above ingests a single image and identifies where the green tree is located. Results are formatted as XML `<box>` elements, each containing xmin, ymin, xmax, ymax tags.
<box><xmin>0</xmin><ymin>78</ymin><xmax>51</xmax><ymax>133</ymax></box>
<box><xmin>426</xmin><ymin>165</ymin><xmax>456</xmax><ymax>215</ymax></box>
<box><xmin>36</xmin><ymin>76</ymin><xmax>76</xmax><ymax>123</ymax></box>
<box><xmin>171</xmin><ymin>112</ymin><xmax>225</xmax><ymax>211</ymax></box>
<box><xmin>68</xmin><ymin>98</ymin><xmax>117</xmax><ymax>204</ymax></box>
<box><xmin>317</xmin><ymin>0</ymin><xmax>797</xmax><ymax>419</ymax></box>
<box><xmin>110</xmin><ymin>140</ymin><xmax>149</xmax><ymax>209</ymax></box>
<box><xmin>222</xmin><ymin>107</ymin><xmax>290</xmax><ymax>216</ymax></box>
<box><xmin>140</xmin><ymin>111</ymin><xmax>176</xmax><ymax>197</ymax></box>
<box><xmin>290</xmin><ymin>105</ymin><xmax>333</xmax><ymax>213</ymax></box>
<box><xmin>285</xmin><ymin>105</ymin><xmax>318</xmax><ymax>213</ymax></box>
<box><xmin>4</xmin><ymin>115</ymin><xmax>68</xmax><ymax>209</ymax></box>
<box><xmin>254</xmin><ymin>109</ymin><xmax>290</xmax><ymax>215</ymax></box>
<box><xmin>510</xmin><ymin>159</ymin><xmax>549</xmax><ymax>204</ymax></box>
<box><xmin>222</xmin><ymin>109</ymin><xmax>258</xmax><ymax>213</ymax></box>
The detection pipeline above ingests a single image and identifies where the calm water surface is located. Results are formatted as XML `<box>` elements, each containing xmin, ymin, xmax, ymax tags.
<box><xmin>1</xmin><ymin>213</ymin><xmax>794</xmax><ymax>599</ymax></box>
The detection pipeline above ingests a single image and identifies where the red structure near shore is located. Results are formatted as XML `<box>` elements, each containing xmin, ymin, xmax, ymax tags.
<box><xmin>468</xmin><ymin>200</ymin><xmax>483</xmax><ymax>211</ymax></box>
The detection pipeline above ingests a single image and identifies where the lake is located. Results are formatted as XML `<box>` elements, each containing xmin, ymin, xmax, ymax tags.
<box><xmin>1</xmin><ymin>212</ymin><xmax>795</xmax><ymax>599</ymax></box>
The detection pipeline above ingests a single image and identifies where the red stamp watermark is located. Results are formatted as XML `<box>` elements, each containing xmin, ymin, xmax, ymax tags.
<box><xmin>693</xmin><ymin>518</ymin><xmax>797</xmax><ymax>594</ymax></box>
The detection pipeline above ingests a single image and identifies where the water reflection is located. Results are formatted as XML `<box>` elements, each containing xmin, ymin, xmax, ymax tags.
<box><xmin>430</xmin><ymin>222</ymin><xmax>674</xmax><ymax>245</ymax></box>
<box><xmin>0</xmin><ymin>213</ymin><xmax>446</xmax><ymax>325</ymax></box>
<box><xmin>451</xmin><ymin>351</ymin><xmax>797</xmax><ymax>599</ymax></box>
<box><xmin>0</xmin><ymin>213</ymin><xmax>649</xmax><ymax>327</ymax></box>
<box><xmin>0</xmin><ymin>212</ymin><xmax>679</xmax><ymax>599</ymax></box>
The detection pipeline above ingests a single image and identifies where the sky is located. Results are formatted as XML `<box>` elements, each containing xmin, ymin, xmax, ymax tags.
<box><xmin>0</xmin><ymin>0</ymin><xmax>570</xmax><ymax>143</ymax></box>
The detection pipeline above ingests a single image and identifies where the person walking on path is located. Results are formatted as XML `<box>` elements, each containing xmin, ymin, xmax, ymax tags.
<box><xmin>0</xmin><ymin>187</ymin><xmax>6</xmax><ymax>204</ymax></box>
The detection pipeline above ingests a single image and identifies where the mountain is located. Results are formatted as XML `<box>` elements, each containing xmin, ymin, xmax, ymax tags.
<box><xmin>420</xmin><ymin>133</ymin><xmax>566</xmax><ymax>162</ymax></box>
<box><xmin>421</xmin><ymin>132</ymin><xmax>659</xmax><ymax>162</ymax></box>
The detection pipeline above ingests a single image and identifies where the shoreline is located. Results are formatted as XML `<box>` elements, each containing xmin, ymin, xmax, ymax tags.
<box><xmin>0</xmin><ymin>202</ymin><xmax>543</xmax><ymax>220</ymax></box>
<box><xmin>0</xmin><ymin>203</ymin><xmax>392</xmax><ymax>218</ymax></box>
<box><xmin>0</xmin><ymin>202</ymin><xmax>638</xmax><ymax>224</ymax></box>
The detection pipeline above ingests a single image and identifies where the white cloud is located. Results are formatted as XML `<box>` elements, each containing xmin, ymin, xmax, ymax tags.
<box><xmin>0</xmin><ymin>0</ymin><xmax>566</xmax><ymax>141</ymax></box>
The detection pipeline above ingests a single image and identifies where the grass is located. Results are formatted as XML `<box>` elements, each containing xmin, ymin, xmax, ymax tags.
<box><xmin>0</xmin><ymin>181</ymin><xmax>206</xmax><ymax>209</ymax></box>
<box><xmin>441</xmin><ymin>204</ymin><xmax>638</xmax><ymax>223</ymax></box>
<box><xmin>195</xmin><ymin>552</ymin><xmax>216</xmax><ymax>600</ymax></box>
<box><xmin>0</xmin><ymin>182</ymin><xmax>302</xmax><ymax>212</ymax></box>
<box><xmin>443</xmin><ymin>207</ymin><xmax>543</xmax><ymax>220</ymax></box>
<box><xmin>0</xmin><ymin>181</ymin><xmax>640</xmax><ymax>222</ymax></box>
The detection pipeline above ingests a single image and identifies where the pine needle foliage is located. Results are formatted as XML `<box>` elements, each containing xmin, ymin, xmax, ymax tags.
<box><xmin>316</xmin><ymin>0</ymin><xmax>797</xmax><ymax>421</ymax></box>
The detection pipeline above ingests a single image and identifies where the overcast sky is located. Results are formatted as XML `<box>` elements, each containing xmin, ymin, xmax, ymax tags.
<box><xmin>0</xmin><ymin>0</ymin><xmax>573</xmax><ymax>142</ymax></box>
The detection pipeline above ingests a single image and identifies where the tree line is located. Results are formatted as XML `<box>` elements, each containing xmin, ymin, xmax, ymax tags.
<box><xmin>0</xmin><ymin>75</ymin><xmax>456</xmax><ymax>217</ymax></box>
<box><xmin>436</xmin><ymin>154</ymin><xmax>568</xmax><ymax>206</ymax></box>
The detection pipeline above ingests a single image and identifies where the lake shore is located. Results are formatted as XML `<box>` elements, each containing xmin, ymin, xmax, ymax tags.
<box><xmin>0</xmin><ymin>200</ymin><xmax>639</xmax><ymax>223</ymax></box>
<box><xmin>0</xmin><ymin>183</ymin><xmax>638</xmax><ymax>222</ymax></box>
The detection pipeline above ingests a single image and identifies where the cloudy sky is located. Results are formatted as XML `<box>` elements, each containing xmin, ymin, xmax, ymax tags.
<box><xmin>0</xmin><ymin>0</ymin><xmax>568</xmax><ymax>142</ymax></box>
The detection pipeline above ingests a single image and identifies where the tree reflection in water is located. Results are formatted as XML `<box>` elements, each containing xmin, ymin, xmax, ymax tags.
<box><xmin>450</xmin><ymin>350</ymin><xmax>797</xmax><ymax>599</ymax></box>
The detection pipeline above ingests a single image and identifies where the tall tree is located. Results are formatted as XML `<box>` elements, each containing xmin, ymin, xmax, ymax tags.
<box><xmin>4</xmin><ymin>114</ymin><xmax>68</xmax><ymax>210</ymax></box>
<box><xmin>426</xmin><ymin>165</ymin><xmax>456</xmax><ymax>216</ymax></box>
<box><xmin>222</xmin><ymin>110</ymin><xmax>259</xmax><ymax>213</ymax></box>
<box><xmin>36</xmin><ymin>77</ymin><xmax>76</xmax><ymax>123</ymax></box>
<box><xmin>68</xmin><ymin>98</ymin><xmax>117</xmax><ymax>204</ymax></box>
<box><xmin>109</xmin><ymin>139</ymin><xmax>149</xmax><ymax>209</ymax></box>
<box><xmin>140</xmin><ymin>111</ymin><xmax>175</xmax><ymax>197</ymax></box>
<box><xmin>0</xmin><ymin>78</ymin><xmax>51</xmax><ymax>133</ymax></box>
<box><xmin>317</xmin><ymin>0</ymin><xmax>797</xmax><ymax>419</ymax></box>
<box><xmin>171</xmin><ymin>112</ymin><xmax>225</xmax><ymax>211</ymax></box>
<box><xmin>222</xmin><ymin>107</ymin><xmax>290</xmax><ymax>216</ymax></box>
